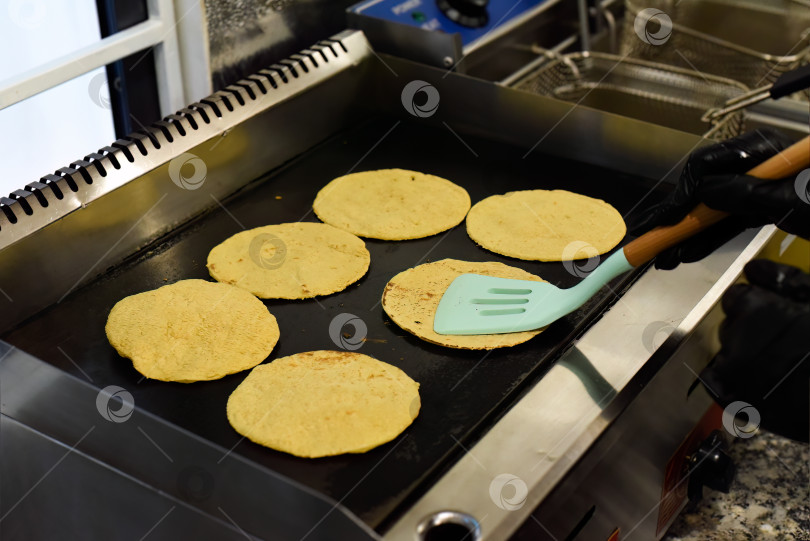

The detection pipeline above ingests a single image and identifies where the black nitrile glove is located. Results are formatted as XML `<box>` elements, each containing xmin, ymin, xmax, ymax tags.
<box><xmin>628</xmin><ymin>128</ymin><xmax>810</xmax><ymax>270</ymax></box>
<box><xmin>701</xmin><ymin>259</ymin><xmax>810</xmax><ymax>443</ymax></box>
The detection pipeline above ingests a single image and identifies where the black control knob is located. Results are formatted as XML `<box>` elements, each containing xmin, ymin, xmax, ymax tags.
<box><xmin>687</xmin><ymin>430</ymin><xmax>736</xmax><ymax>505</ymax></box>
<box><xmin>437</xmin><ymin>0</ymin><xmax>489</xmax><ymax>28</ymax></box>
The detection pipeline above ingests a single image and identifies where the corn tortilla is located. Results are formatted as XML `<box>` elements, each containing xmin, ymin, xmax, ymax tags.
<box><xmin>105</xmin><ymin>279</ymin><xmax>279</xmax><ymax>382</ymax></box>
<box><xmin>207</xmin><ymin>222</ymin><xmax>370</xmax><ymax>299</ymax></box>
<box><xmin>313</xmin><ymin>169</ymin><xmax>471</xmax><ymax>240</ymax></box>
<box><xmin>227</xmin><ymin>351</ymin><xmax>420</xmax><ymax>458</ymax></box>
<box><xmin>381</xmin><ymin>259</ymin><xmax>546</xmax><ymax>350</ymax></box>
<box><xmin>466</xmin><ymin>189</ymin><xmax>626</xmax><ymax>261</ymax></box>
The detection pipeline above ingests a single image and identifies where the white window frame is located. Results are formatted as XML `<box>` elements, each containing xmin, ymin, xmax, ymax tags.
<box><xmin>0</xmin><ymin>0</ymin><xmax>211</xmax><ymax>117</ymax></box>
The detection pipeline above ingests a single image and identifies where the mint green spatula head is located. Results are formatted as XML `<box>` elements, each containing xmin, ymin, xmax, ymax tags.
<box><xmin>433</xmin><ymin>250</ymin><xmax>634</xmax><ymax>335</ymax></box>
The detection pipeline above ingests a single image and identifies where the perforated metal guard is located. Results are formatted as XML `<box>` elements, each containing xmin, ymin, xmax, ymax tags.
<box><xmin>515</xmin><ymin>51</ymin><xmax>748</xmax><ymax>139</ymax></box>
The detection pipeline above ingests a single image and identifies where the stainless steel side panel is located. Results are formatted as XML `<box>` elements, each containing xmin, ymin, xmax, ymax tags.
<box><xmin>1</xmin><ymin>416</ymin><xmax>254</xmax><ymax>540</ymax></box>
<box><xmin>0</xmin><ymin>343</ymin><xmax>379</xmax><ymax>540</ymax></box>
<box><xmin>524</xmin><ymin>303</ymin><xmax>726</xmax><ymax>540</ymax></box>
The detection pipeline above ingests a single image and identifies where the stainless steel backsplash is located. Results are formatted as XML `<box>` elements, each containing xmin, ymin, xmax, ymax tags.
<box><xmin>204</xmin><ymin>0</ymin><xmax>358</xmax><ymax>89</ymax></box>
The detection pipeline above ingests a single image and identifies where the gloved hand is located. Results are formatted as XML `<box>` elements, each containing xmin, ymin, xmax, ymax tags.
<box><xmin>701</xmin><ymin>259</ymin><xmax>809</xmax><ymax>442</ymax></box>
<box><xmin>628</xmin><ymin>128</ymin><xmax>810</xmax><ymax>270</ymax></box>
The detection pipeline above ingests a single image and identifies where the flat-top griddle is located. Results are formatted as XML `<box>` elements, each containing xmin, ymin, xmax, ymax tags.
<box><xmin>2</xmin><ymin>117</ymin><xmax>664</xmax><ymax>531</ymax></box>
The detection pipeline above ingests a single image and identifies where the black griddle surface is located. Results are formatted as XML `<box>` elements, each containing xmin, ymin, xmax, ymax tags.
<box><xmin>4</xmin><ymin>118</ymin><xmax>666</xmax><ymax>531</ymax></box>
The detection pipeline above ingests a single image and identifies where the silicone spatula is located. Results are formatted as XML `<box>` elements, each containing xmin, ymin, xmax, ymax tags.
<box><xmin>434</xmin><ymin>135</ymin><xmax>810</xmax><ymax>335</ymax></box>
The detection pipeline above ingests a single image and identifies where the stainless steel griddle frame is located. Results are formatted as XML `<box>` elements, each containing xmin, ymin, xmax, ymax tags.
<box><xmin>0</xmin><ymin>30</ymin><xmax>784</xmax><ymax>540</ymax></box>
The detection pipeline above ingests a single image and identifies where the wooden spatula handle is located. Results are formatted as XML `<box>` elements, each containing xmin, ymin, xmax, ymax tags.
<box><xmin>623</xmin><ymin>135</ymin><xmax>810</xmax><ymax>268</ymax></box>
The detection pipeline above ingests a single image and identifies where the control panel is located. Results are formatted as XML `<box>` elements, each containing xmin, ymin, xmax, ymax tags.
<box><xmin>349</xmin><ymin>0</ymin><xmax>548</xmax><ymax>49</ymax></box>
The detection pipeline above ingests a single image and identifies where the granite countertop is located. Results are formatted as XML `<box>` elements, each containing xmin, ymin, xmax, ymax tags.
<box><xmin>663</xmin><ymin>431</ymin><xmax>809</xmax><ymax>540</ymax></box>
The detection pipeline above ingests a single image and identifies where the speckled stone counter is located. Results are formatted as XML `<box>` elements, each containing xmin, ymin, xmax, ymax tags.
<box><xmin>663</xmin><ymin>431</ymin><xmax>809</xmax><ymax>540</ymax></box>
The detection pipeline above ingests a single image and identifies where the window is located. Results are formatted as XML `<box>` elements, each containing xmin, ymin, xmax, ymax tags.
<box><xmin>0</xmin><ymin>0</ymin><xmax>210</xmax><ymax>195</ymax></box>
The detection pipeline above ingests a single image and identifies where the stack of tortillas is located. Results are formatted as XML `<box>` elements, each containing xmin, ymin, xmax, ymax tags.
<box><xmin>105</xmin><ymin>280</ymin><xmax>279</xmax><ymax>382</ymax></box>
<box><xmin>466</xmin><ymin>189</ymin><xmax>625</xmax><ymax>261</ymax></box>
<box><xmin>227</xmin><ymin>351</ymin><xmax>420</xmax><ymax>458</ymax></box>
<box><xmin>313</xmin><ymin>169</ymin><xmax>471</xmax><ymax>240</ymax></box>
<box><xmin>382</xmin><ymin>259</ymin><xmax>547</xmax><ymax>350</ymax></box>
<box><xmin>207</xmin><ymin>222</ymin><xmax>370</xmax><ymax>299</ymax></box>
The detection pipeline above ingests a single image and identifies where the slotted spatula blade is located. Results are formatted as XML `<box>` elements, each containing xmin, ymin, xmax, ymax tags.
<box><xmin>434</xmin><ymin>250</ymin><xmax>633</xmax><ymax>334</ymax></box>
<box><xmin>433</xmin><ymin>134</ymin><xmax>810</xmax><ymax>336</ymax></box>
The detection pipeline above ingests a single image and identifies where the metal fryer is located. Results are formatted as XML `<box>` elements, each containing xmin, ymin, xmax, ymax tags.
<box><xmin>514</xmin><ymin>49</ymin><xmax>749</xmax><ymax>138</ymax></box>
<box><xmin>621</xmin><ymin>0</ymin><xmax>810</xmax><ymax>89</ymax></box>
